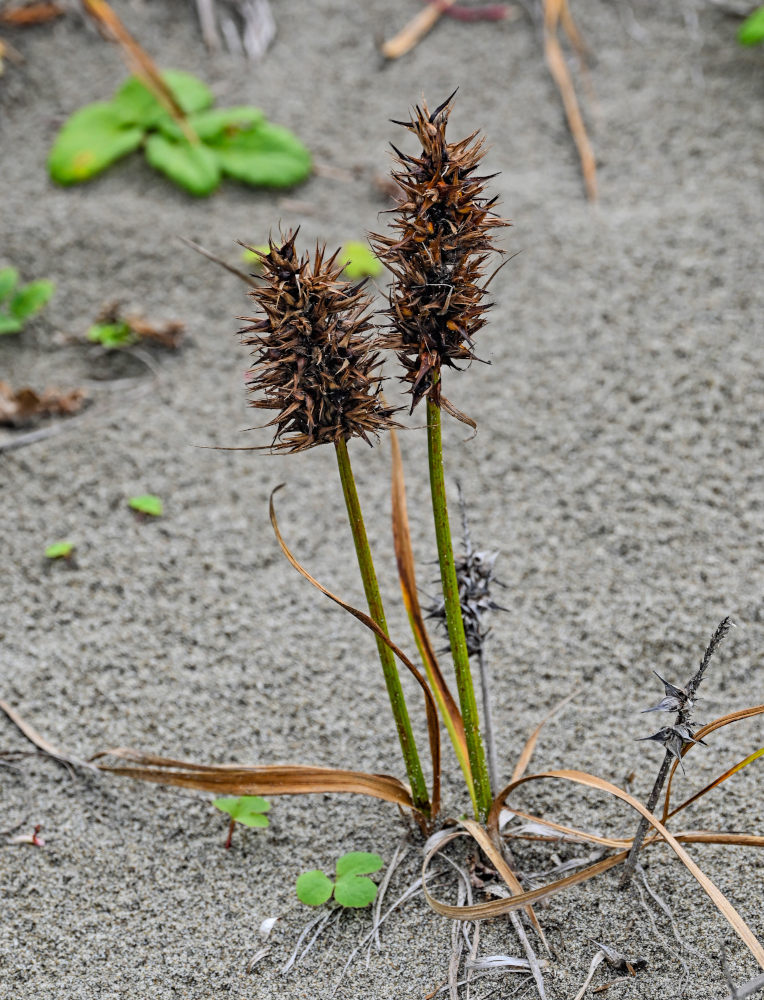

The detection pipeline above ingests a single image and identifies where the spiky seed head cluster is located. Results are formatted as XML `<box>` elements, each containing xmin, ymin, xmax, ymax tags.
<box><xmin>240</xmin><ymin>232</ymin><xmax>398</xmax><ymax>453</ymax></box>
<box><xmin>428</xmin><ymin>547</ymin><xmax>505</xmax><ymax>656</ymax></box>
<box><xmin>371</xmin><ymin>92</ymin><xmax>508</xmax><ymax>411</ymax></box>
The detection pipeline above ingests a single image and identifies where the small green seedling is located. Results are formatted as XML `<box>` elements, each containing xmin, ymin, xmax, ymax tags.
<box><xmin>0</xmin><ymin>268</ymin><xmax>55</xmax><ymax>335</ymax></box>
<box><xmin>128</xmin><ymin>494</ymin><xmax>163</xmax><ymax>517</ymax></box>
<box><xmin>340</xmin><ymin>242</ymin><xmax>383</xmax><ymax>280</ymax></box>
<box><xmin>213</xmin><ymin>795</ymin><xmax>270</xmax><ymax>849</ymax></box>
<box><xmin>44</xmin><ymin>540</ymin><xmax>75</xmax><ymax>559</ymax></box>
<box><xmin>296</xmin><ymin>851</ymin><xmax>383</xmax><ymax>908</ymax></box>
<box><xmin>739</xmin><ymin>6</ymin><xmax>764</xmax><ymax>44</ymax></box>
<box><xmin>87</xmin><ymin>321</ymin><xmax>136</xmax><ymax>348</ymax></box>
<box><xmin>49</xmin><ymin>70</ymin><xmax>311</xmax><ymax>197</ymax></box>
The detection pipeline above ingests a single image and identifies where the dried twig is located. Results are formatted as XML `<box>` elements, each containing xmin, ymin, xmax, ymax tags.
<box><xmin>542</xmin><ymin>0</ymin><xmax>597</xmax><ymax>200</ymax></box>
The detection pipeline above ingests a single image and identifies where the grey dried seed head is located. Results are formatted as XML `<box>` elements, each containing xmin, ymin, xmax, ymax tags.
<box><xmin>640</xmin><ymin>669</ymin><xmax>694</xmax><ymax>714</ymax></box>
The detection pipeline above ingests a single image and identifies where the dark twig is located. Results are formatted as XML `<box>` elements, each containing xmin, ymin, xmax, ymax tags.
<box><xmin>619</xmin><ymin>618</ymin><xmax>733</xmax><ymax>889</ymax></box>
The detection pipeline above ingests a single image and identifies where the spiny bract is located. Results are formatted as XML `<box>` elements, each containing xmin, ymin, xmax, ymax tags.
<box><xmin>241</xmin><ymin>232</ymin><xmax>397</xmax><ymax>452</ymax></box>
<box><xmin>372</xmin><ymin>92</ymin><xmax>508</xmax><ymax>411</ymax></box>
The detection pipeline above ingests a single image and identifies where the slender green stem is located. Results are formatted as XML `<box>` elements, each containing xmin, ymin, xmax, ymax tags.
<box><xmin>335</xmin><ymin>437</ymin><xmax>430</xmax><ymax>816</ymax></box>
<box><xmin>426</xmin><ymin>395</ymin><xmax>492</xmax><ymax>820</ymax></box>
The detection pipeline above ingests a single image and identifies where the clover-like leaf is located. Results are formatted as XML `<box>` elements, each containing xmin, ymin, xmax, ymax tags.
<box><xmin>87</xmin><ymin>321</ymin><xmax>135</xmax><ymax>348</ymax></box>
<box><xmin>45</xmin><ymin>540</ymin><xmax>75</xmax><ymax>559</ymax></box>
<box><xmin>145</xmin><ymin>134</ymin><xmax>221</xmax><ymax>196</ymax></box>
<box><xmin>111</xmin><ymin>70</ymin><xmax>214</xmax><ymax>128</ymax></box>
<box><xmin>128</xmin><ymin>494</ymin><xmax>163</xmax><ymax>517</ymax></box>
<box><xmin>340</xmin><ymin>242</ymin><xmax>383</xmax><ymax>280</ymax></box>
<box><xmin>333</xmin><ymin>872</ymin><xmax>379</xmax><ymax>908</ymax></box>
<box><xmin>335</xmin><ymin>851</ymin><xmax>384</xmax><ymax>878</ymax></box>
<box><xmin>209</xmin><ymin>121</ymin><xmax>311</xmax><ymax>188</ymax></box>
<box><xmin>739</xmin><ymin>6</ymin><xmax>764</xmax><ymax>45</ymax></box>
<box><xmin>333</xmin><ymin>851</ymin><xmax>383</xmax><ymax>908</ymax></box>
<box><xmin>296</xmin><ymin>869</ymin><xmax>334</xmax><ymax>907</ymax></box>
<box><xmin>213</xmin><ymin>795</ymin><xmax>270</xmax><ymax>828</ymax></box>
<box><xmin>10</xmin><ymin>280</ymin><xmax>55</xmax><ymax>321</ymax></box>
<box><xmin>0</xmin><ymin>268</ymin><xmax>19</xmax><ymax>303</ymax></box>
<box><xmin>48</xmin><ymin>103</ymin><xmax>144</xmax><ymax>184</ymax></box>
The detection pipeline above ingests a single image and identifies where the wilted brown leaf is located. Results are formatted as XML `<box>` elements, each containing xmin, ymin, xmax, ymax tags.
<box><xmin>0</xmin><ymin>381</ymin><xmax>86</xmax><ymax>427</ymax></box>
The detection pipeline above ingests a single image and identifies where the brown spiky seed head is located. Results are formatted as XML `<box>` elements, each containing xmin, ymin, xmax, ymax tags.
<box><xmin>240</xmin><ymin>231</ymin><xmax>397</xmax><ymax>452</ymax></box>
<box><xmin>371</xmin><ymin>93</ymin><xmax>508</xmax><ymax>410</ymax></box>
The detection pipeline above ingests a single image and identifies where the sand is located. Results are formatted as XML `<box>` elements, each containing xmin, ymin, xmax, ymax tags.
<box><xmin>1</xmin><ymin>1</ymin><xmax>763</xmax><ymax>997</ymax></box>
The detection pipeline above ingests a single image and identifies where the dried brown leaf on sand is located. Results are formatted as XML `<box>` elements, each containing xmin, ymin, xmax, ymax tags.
<box><xmin>0</xmin><ymin>381</ymin><xmax>87</xmax><ymax>428</ymax></box>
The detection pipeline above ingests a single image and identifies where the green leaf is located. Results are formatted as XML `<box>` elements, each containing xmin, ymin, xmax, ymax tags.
<box><xmin>112</xmin><ymin>70</ymin><xmax>214</xmax><ymax>128</ymax></box>
<box><xmin>340</xmin><ymin>242</ymin><xmax>383</xmax><ymax>280</ymax></box>
<box><xmin>0</xmin><ymin>314</ymin><xmax>24</xmax><ymax>335</ymax></box>
<box><xmin>739</xmin><ymin>6</ymin><xmax>764</xmax><ymax>44</ymax></box>
<box><xmin>334</xmin><ymin>873</ymin><xmax>379</xmax><ymax>908</ymax></box>
<box><xmin>10</xmin><ymin>280</ymin><xmax>55</xmax><ymax>321</ymax></box>
<box><xmin>159</xmin><ymin>106</ymin><xmax>264</xmax><ymax>143</ymax></box>
<box><xmin>213</xmin><ymin>796</ymin><xmax>271</xmax><ymax>828</ymax></box>
<box><xmin>0</xmin><ymin>268</ymin><xmax>18</xmax><ymax>303</ymax></box>
<box><xmin>335</xmin><ymin>851</ymin><xmax>383</xmax><ymax>878</ymax></box>
<box><xmin>128</xmin><ymin>494</ymin><xmax>163</xmax><ymax>517</ymax></box>
<box><xmin>145</xmin><ymin>134</ymin><xmax>221</xmax><ymax>196</ymax></box>
<box><xmin>45</xmin><ymin>540</ymin><xmax>75</xmax><ymax>559</ymax></box>
<box><xmin>87</xmin><ymin>321</ymin><xmax>135</xmax><ymax>348</ymax></box>
<box><xmin>295</xmin><ymin>870</ymin><xmax>334</xmax><ymax>907</ymax></box>
<box><xmin>210</xmin><ymin>121</ymin><xmax>312</xmax><ymax>188</ymax></box>
<box><xmin>48</xmin><ymin>103</ymin><xmax>144</xmax><ymax>184</ymax></box>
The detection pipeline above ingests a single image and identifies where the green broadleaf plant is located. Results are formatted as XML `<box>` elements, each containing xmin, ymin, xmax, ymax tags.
<box><xmin>340</xmin><ymin>242</ymin><xmax>384</xmax><ymax>280</ymax></box>
<box><xmin>128</xmin><ymin>494</ymin><xmax>163</xmax><ymax>517</ymax></box>
<box><xmin>48</xmin><ymin>70</ymin><xmax>311</xmax><ymax>196</ymax></box>
<box><xmin>214</xmin><ymin>795</ymin><xmax>270</xmax><ymax>848</ymax></box>
<box><xmin>296</xmin><ymin>852</ymin><xmax>383</xmax><ymax>908</ymax></box>
<box><xmin>87</xmin><ymin>321</ymin><xmax>135</xmax><ymax>348</ymax></box>
<box><xmin>739</xmin><ymin>6</ymin><xmax>764</xmax><ymax>44</ymax></box>
<box><xmin>0</xmin><ymin>268</ymin><xmax>55</xmax><ymax>335</ymax></box>
<box><xmin>44</xmin><ymin>541</ymin><xmax>75</xmax><ymax>559</ymax></box>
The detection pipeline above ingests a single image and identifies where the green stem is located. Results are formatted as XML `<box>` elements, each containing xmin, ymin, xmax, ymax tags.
<box><xmin>335</xmin><ymin>437</ymin><xmax>430</xmax><ymax>816</ymax></box>
<box><xmin>426</xmin><ymin>395</ymin><xmax>492</xmax><ymax>820</ymax></box>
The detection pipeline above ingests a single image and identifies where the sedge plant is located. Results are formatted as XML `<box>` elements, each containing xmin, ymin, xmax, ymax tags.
<box><xmin>7</xmin><ymin>95</ymin><xmax>764</xmax><ymax>985</ymax></box>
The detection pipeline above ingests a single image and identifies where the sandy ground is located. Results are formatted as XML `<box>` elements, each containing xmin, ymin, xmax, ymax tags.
<box><xmin>1</xmin><ymin>1</ymin><xmax>763</xmax><ymax>997</ymax></box>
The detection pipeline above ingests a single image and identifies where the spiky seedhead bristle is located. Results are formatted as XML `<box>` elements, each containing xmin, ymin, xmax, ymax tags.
<box><xmin>241</xmin><ymin>232</ymin><xmax>398</xmax><ymax>453</ymax></box>
<box><xmin>371</xmin><ymin>94</ymin><xmax>508</xmax><ymax>410</ymax></box>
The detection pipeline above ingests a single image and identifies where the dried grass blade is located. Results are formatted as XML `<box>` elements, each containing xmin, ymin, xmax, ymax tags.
<box><xmin>674</xmin><ymin>832</ymin><xmax>764</xmax><ymax>848</ymax></box>
<box><xmin>429</xmin><ymin>771</ymin><xmax>764</xmax><ymax>970</ymax></box>
<box><xmin>0</xmin><ymin>698</ymin><xmax>94</xmax><ymax>771</ymax></box>
<box><xmin>571</xmin><ymin>949</ymin><xmax>605</xmax><ymax>1000</ymax></box>
<box><xmin>461</xmin><ymin>818</ymin><xmax>549</xmax><ymax>953</ymax></box>
<box><xmin>80</xmin><ymin>0</ymin><xmax>196</xmax><ymax>143</ymax></box>
<box><xmin>510</xmin><ymin>688</ymin><xmax>579</xmax><ymax>784</ymax></box>
<box><xmin>270</xmin><ymin>485</ymin><xmax>441</xmax><ymax>817</ymax></box>
<box><xmin>542</xmin><ymin>0</ymin><xmax>597</xmax><ymax>200</ymax></box>
<box><xmin>662</xmin><ymin>704</ymin><xmax>764</xmax><ymax>822</ymax></box>
<box><xmin>380</xmin><ymin>0</ymin><xmax>457</xmax><ymax>60</ymax></box>
<box><xmin>390</xmin><ymin>430</ymin><xmax>471</xmax><ymax>796</ymax></box>
<box><xmin>665</xmin><ymin>747</ymin><xmax>764</xmax><ymax>824</ymax></box>
<box><xmin>0</xmin><ymin>2</ymin><xmax>64</xmax><ymax>25</ymax></box>
<box><xmin>92</xmin><ymin>749</ymin><xmax>416</xmax><ymax>809</ymax></box>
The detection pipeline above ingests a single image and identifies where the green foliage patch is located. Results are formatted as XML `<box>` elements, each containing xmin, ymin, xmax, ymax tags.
<box><xmin>0</xmin><ymin>268</ymin><xmax>55</xmax><ymax>335</ymax></box>
<box><xmin>49</xmin><ymin>71</ymin><xmax>311</xmax><ymax>196</ymax></box>
<box><xmin>296</xmin><ymin>851</ymin><xmax>383</xmax><ymax>908</ymax></box>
